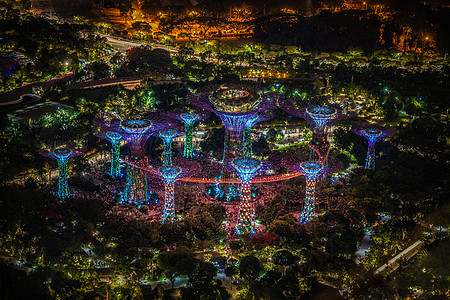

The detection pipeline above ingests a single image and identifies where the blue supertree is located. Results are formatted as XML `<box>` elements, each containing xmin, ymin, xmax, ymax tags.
<box><xmin>282</xmin><ymin>152</ymin><xmax>342</xmax><ymax>223</ymax></box>
<box><xmin>131</xmin><ymin>157</ymin><xmax>201</xmax><ymax>223</ymax></box>
<box><xmin>105</xmin><ymin>131</ymin><xmax>124</xmax><ymax>177</ymax></box>
<box><xmin>40</xmin><ymin>146</ymin><xmax>84</xmax><ymax>199</ymax></box>
<box><xmin>296</xmin><ymin>161</ymin><xmax>323</xmax><ymax>223</ymax></box>
<box><xmin>231</xmin><ymin>157</ymin><xmax>262</xmax><ymax>234</ymax></box>
<box><xmin>352</xmin><ymin>124</ymin><xmax>396</xmax><ymax>170</ymax></box>
<box><xmin>159</xmin><ymin>128</ymin><xmax>180</xmax><ymax>166</ymax></box>
<box><xmin>158</xmin><ymin>166</ymin><xmax>182</xmax><ymax>223</ymax></box>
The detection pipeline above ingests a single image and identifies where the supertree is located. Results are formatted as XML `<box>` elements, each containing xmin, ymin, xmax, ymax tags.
<box><xmin>231</xmin><ymin>157</ymin><xmax>263</xmax><ymax>234</ymax></box>
<box><xmin>40</xmin><ymin>146</ymin><xmax>84</xmax><ymax>199</ymax></box>
<box><xmin>280</xmin><ymin>97</ymin><xmax>354</xmax><ymax>164</ymax></box>
<box><xmin>352</xmin><ymin>124</ymin><xmax>396</xmax><ymax>170</ymax></box>
<box><xmin>282</xmin><ymin>152</ymin><xmax>342</xmax><ymax>223</ymax></box>
<box><xmin>243</xmin><ymin>111</ymin><xmax>274</xmax><ymax>157</ymax></box>
<box><xmin>157</xmin><ymin>166</ymin><xmax>182</xmax><ymax>223</ymax></box>
<box><xmin>158</xmin><ymin>128</ymin><xmax>181</xmax><ymax>166</ymax></box>
<box><xmin>188</xmin><ymin>84</ymin><xmax>280</xmax><ymax>166</ymax></box>
<box><xmin>130</xmin><ymin>157</ymin><xmax>201</xmax><ymax>223</ymax></box>
<box><xmin>165</xmin><ymin>110</ymin><xmax>210</xmax><ymax>158</ymax></box>
<box><xmin>295</xmin><ymin>161</ymin><xmax>323</xmax><ymax>223</ymax></box>
<box><xmin>95</xmin><ymin>115</ymin><xmax>170</xmax><ymax>205</ymax></box>
<box><xmin>94</xmin><ymin>130</ymin><xmax>124</xmax><ymax>178</ymax></box>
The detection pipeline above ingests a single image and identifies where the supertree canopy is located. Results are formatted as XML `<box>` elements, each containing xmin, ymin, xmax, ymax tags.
<box><xmin>280</xmin><ymin>96</ymin><xmax>354</xmax><ymax>164</ymax></box>
<box><xmin>352</xmin><ymin>124</ymin><xmax>396</xmax><ymax>170</ymax></box>
<box><xmin>231</xmin><ymin>157</ymin><xmax>262</xmax><ymax>234</ymax></box>
<box><xmin>159</xmin><ymin>128</ymin><xmax>180</xmax><ymax>166</ymax></box>
<box><xmin>188</xmin><ymin>84</ymin><xmax>280</xmax><ymax>166</ymax></box>
<box><xmin>40</xmin><ymin>146</ymin><xmax>83</xmax><ymax>199</ymax></box>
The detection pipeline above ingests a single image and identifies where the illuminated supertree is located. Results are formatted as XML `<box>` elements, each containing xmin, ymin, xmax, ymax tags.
<box><xmin>280</xmin><ymin>97</ymin><xmax>353</xmax><ymax>164</ymax></box>
<box><xmin>352</xmin><ymin>124</ymin><xmax>396</xmax><ymax>170</ymax></box>
<box><xmin>158</xmin><ymin>128</ymin><xmax>180</xmax><ymax>166</ymax></box>
<box><xmin>231</xmin><ymin>157</ymin><xmax>263</xmax><ymax>234</ymax></box>
<box><xmin>158</xmin><ymin>166</ymin><xmax>182</xmax><ymax>223</ymax></box>
<box><xmin>95</xmin><ymin>115</ymin><xmax>170</xmax><ymax>205</ymax></box>
<box><xmin>165</xmin><ymin>110</ymin><xmax>210</xmax><ymax>158</ymax></box>
<box><xmin>93</xmin><ymin>131</ymin><xmax>124</xmax><ymax>178</ymax></box>
<box><xmin>296</xmin><ymin>161</ymin><xmax>323</xmax><ymax>223</ymax></box>
<box><xmin>243</xmin><ymin>112</ymin><xmax>274</xmax><ymax>157</ymax></box>
<box><xmin>188</xmin><ymin>84</ymin><xmax>280</xmax><ymax>166</ymax></box>
<box><xmin>282</xmin><ymin>152</ymin><xmax>342</xmax><ymax>223</ymax></box>
<box><xmin>105</xmin><ymin>132</ymin><xmax>124</xmax><ymax>177</ymax></box>
<box><xmin>130</xmin><ymin>157</ymin><xmax>201</xmax><ymax>223</ymax></box>
<box><xmin>40</xmin><ymin>146</ymin><xmax>84</xmax><ymax>199</ymax></box>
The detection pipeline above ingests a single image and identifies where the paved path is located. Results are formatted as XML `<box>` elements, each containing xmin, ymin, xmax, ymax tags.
<box><xmin>374</xmin><ymin>239</ymin><xmax>430</xmax><ymax>274</ymax></box>
<box><xmin>356</xmin><ymin>229</ymin><xmax>372</xmax><ymax>264</ymax></box>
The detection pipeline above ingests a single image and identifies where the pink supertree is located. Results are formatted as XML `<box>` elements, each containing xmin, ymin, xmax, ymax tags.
<box><xmin>352</xmin><ymin>123</ymin><xmax>396</xmax><ymax>170</ymax></box>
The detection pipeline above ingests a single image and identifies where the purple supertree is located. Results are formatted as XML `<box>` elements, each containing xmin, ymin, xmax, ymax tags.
<box><xmin>280</xmin><ymin>96</ymin><xmax>354</xmax><ymax>164</ymax></box>
<box><xmin>165</xmin><ymin>109</ymin><xmax>210</xmax><ymax>158</ymax></box>
<box><xmin>231</xmin><ymin>157</ymin><xmax>263</xmax><ymax>234</ymax></box>
<box><xmin>282</xmin><ymin>152</ymin><xmax>342</xmax><ymax>223</ymax></box>
<box><xmin>95</xmin><ymin>114</ymin><xmax>172</xmax><ymax>205</ymax></box>
<box><xmin>352</xmin><ymin>124</ymin><xmax>396</xmax><ymax>170</ymax></box>
<box><xmin>243</xmin><ymin>111</ymin><xmax>274</xmax><ymax>157</ymax></box>
<box><xmin>187</xmin><ymin>84</ymin><xmax>280</xmax><ymax>166</ymax></box>
<box><xmin>40</xmin><ymin>146</ymin><xmax>84</xmax><ymax>199</ymax></box>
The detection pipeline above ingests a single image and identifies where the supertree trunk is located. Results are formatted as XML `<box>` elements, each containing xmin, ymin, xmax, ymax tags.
<box><xmin>109</xmin><ymin>140</ymin><xmax>122</xmax><ymax>177</ymax></box>
<box><xmin>163</xmin><ymin>139</ymin><xmax>173</xmax><ymax>166</ymax></box>
<box><xmin>299</xmin><ymin>177</ymin><xmax>317</xmax><ymax>223</ymax></box>
<box><xmin>237</xmin><ymin>181</ymin><xmax>254</xmax><ymax>234</ymax></box>
<box><xmin>57</xmin><ymin>159</ymin><xmax>71</xmax><ymax>199</ymax></box>
<box><xmin>365</xmin><ymin>142</ymin><xmax>376</xmax><ymax>170</ymax></box>
<box><xmin>183</xmin><ymin>123</ymin><xmax>194</xmax><ymax>158</ymax></box>
<box><xmin>162</xmin><ymin>181</ymin><xmax>175</xmax><ymax>223</ymax></box>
